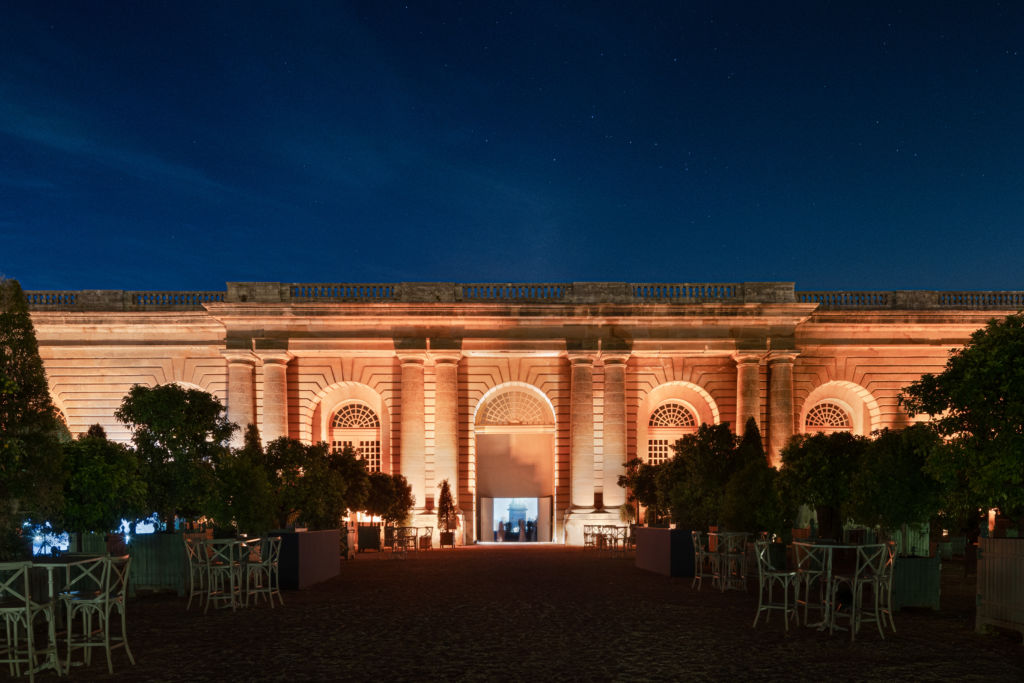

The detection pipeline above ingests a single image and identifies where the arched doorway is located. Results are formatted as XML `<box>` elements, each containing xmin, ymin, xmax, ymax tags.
<box><xmin>474</xmin><ymin>384</ymin><xmax>556</xmax><ymax>543</ymax></box>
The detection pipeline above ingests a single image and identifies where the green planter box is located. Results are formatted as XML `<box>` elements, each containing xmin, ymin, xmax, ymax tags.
<box><xmin>893</xmin><ymin>554</ymin><xmax>941</xmax><ymax>610</ymax></box>
<box><xmin>357</xmin><ymin>525</ymin><xmax>381</xmax><ymax>552</ymax></box>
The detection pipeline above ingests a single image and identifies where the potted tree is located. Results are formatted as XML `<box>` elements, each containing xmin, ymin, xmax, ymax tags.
<box><xmin>437</xmin><ymin>479</ymin><xmax>458</xmax><ymax>548</ymax></box>
<box><xmin>900</xmin><ymin>313</ymin><xmax>1024</xmax><ymax>634</ymax></box>
<box><xmin>847</xmin><ymin>425</ymin><xmax>944</xmax><ymax>610</ymax></box>
<box><xmin>778</xmin><ymin>431</ymin><xmax>869</xmax><ymax>542</ymax></box>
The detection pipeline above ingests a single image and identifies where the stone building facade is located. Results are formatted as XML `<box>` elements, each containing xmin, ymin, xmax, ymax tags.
<box><xmin>27</xmin><ymin>282</ymin><xmax>1023</xmax><ymax>545</ymax></box>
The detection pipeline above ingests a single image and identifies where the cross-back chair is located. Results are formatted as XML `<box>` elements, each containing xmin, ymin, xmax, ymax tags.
<box><xmin>60</xmin><ymin>554</ymin><xmax>135</xmax><ymax>674</ymax></box>
<box><xmin>0</xmin><ymin>561</ymin><xmax>60</xmax><ymax>682</ymax></box>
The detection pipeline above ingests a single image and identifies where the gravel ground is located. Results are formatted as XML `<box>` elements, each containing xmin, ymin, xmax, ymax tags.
<box><xmin>25</xmin><ymin>546</ymin><xmax>1024</xmax><ymax>682</ymax></box>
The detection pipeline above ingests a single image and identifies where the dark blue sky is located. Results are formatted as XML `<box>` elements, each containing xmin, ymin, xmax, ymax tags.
<box><xmin>2</xmin><ymin>2</ymin><xmax>1023</xmax><ymax>291</ymax></box>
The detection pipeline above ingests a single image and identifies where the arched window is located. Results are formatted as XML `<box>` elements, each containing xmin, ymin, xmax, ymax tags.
<box><xmin>804</xmin><ymin>401</ymin><xmax>852</xmax><ymax>434</ymax></box>
<box><xmin>478</xmin><ymin>389</ymin><xmax>551</xmax><ymax>426</ymax></box>
<box><xmin>646</xmin><ymin>401</ymin><xmax>698</xmax><ymax>465</ymax></box>
<box><xmin>330</xmin><ymin>402</ymin><xmax>382</xmax><ymax>472</ymax></box>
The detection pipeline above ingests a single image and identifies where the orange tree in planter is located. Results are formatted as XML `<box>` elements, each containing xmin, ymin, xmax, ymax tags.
<box><xmin>900</xmin><ymin>312</ymin><xmax>1024</xmax><ymax>533</ymax></box>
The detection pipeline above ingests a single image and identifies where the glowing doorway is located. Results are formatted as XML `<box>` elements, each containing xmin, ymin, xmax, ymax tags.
<box><xmin>479</xmin><ymin>496</ymin><xmax>552</xmax><ymax>542</ymax></box>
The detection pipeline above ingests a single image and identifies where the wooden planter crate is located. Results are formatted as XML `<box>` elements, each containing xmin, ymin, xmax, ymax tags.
<box><xmin>976</xmin><ymin>538</ymin><xmax>1024</xmax><ymax>639</ymax></box>
<box><xmin>278</xmin><ymin>529</ymin><xmax>341</xmax><ymax>589</ymax></box>
<box><xmin>893</xmin><ymin>554</ymin><xmax>941</xmax><ymax>610</ymax></box>
<box><xmin>634</xmin><ymin>527</ymin><xmax>694</xmax><ymax>578</ymax></box>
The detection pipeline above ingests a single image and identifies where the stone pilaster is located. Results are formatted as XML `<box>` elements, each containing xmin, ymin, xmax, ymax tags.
<box><xmin>222</xmin><ymin>350</ymin><xmax>257</xmax><ymax>448</ymax></box>
<box><xmin>257</xmin><ymin>351</ymin><xmax>293</xmax><ymax>443</ymax></box>
<box><xmin>432</xmin><ymin>352</ymin><xmax>460</xmax><ymax>509</ymax></box>
<box><xmin>398</xmin><ymin>353</ymin><xmax>427</xmax><ymax>511</ymax></box>
<box><xmin>569</xmin><ymin>353</ymin><xmax>595</xmax><ymax>510</ymax></box>
<box><xmin>767</xmin><ymin>351</ymin><xmax>799</xmax><ymax>467</ymax></box>
<box><xmin>732</xmin><ymin>351</ymin><xmax>764</xmax><ymax>436</ymax></box>
<box><xmin>601</xmin><ymin>354</ymin><xmax>629</xmax><ymax>508</ymax></box>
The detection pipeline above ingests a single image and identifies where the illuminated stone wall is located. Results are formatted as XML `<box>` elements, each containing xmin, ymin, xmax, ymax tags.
<box><xmin>27</xmin><ymin>282</ymin><xmax>1023</xmax><ymax>543</ymax></box>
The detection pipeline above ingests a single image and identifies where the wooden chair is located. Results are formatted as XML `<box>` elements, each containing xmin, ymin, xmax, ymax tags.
<box><xmin>419</xmin><ymin>527</ymin><xmax>433</xmax><ymax>550</ymax></box>
<box><xmin>752</xmin><ymin>540</ymin><xmax>799</xmax><ymax>631</ymax></box>
<box><xmin>793</xmin><ymin>542</ymin><xmax>829</xmax><ymax>626</ymax></box>
<box><xmin>246</xmin><ymin>536</ymin><xmax>284</xmax><ymax>608</ymax></box>
<box><xmin>392</xmin><ymin>527</ymin><xmax>417</xmax><ymax>559</ymax></box>
<box><xmin>691</xmin><ymin>531</ymin><xmax>715</xmax><ymax>590</ymax></box>
<box><xmin>0</xmin><ymin>561</ymin><xmax>61</xmax><ymax>682</ymax></box>
<box><xmin>60</xmin><ymin>555</ymin><xmax>135</xmax><ymax>674</ymax></box>
<box><xmin>183</xmin><ymin>536</ymin><xmax>207</xmax><ymax>610</ymax></box>
<box><xmin>583</xmin><ymin>525</ymin><xmax>596</xmax><ymax>549</ymax></box>
<box><xmin>875</xmin><ymin>541</ymin><xmax>896</xmax><ymax>632</ymax></box>
<box><xmin>829</xmin><ymin>543</ymin><xmax>887</xmax><ymax>641</ymax></box>
<box><xmin>204</xmin><ymin>539</ymin><xmax>244</xmax><ymax>612</ymax></box>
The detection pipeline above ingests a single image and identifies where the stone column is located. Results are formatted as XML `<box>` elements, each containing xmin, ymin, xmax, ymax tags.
<box><xmin>601</xmin><ymin>354</ymin><xmax>629</xmax><ymax>508</ymax></box>
<box><xmin>222</xmin><ymin>350</ymin><xmax>257</xmax><ymax>448</ymax></box>
<box><xmin>767</xmin><ymin>352</ymin><xmax>799</xmax><ymax>467</ymax></box>
<box><xmin>732</xmin><ymin>352</ymin><xmax>763</xmax><ymax>436</ymax></box>
<box><xmin>257</xmin><ymin>351</ymin><xmax>293</xmax><ymax>443</ymax></box>
<box><xmin>569</xmin><ymin>354</ymin><xmax>595</xmax><ymax>510</ymax></box>
<box><xmin>399</xmin><ymin>353</ymin><xmax>426</xmax><ymax>511</ymax></box>
<box><xmin>432</xmin><ymin>352</ymin><xmax>460</xmax><ymax>506</ymax></box>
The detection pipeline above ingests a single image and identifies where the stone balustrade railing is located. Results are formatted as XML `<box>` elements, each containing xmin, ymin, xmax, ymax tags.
<box><xmin>24</xmin><ymin>283</ymin><xmax>1024</xmax><ymax>310</ymax></box>
<box><xmin>25</xmin><ymin>290</ymin><xmax>224</xmax><ymax>311</ymax></box>
<box><xmin>798</xmin><ymin>290</ymin><xmax>1024</xmax><ymax>310</ymax></box>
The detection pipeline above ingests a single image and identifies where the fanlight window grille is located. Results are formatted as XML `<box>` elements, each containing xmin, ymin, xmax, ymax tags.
<box><xmin>330</xmin><ymin>403</ymin><xmax>380</xmax><ymax>429</ymax></box>
<box><xmin>330</xmin><ymin>402</ymin><xmax>381</xmax><ymax>472</ymax></box>
<box><xmin>649</xmin><ymin>402</ymin><xmax>697</xmax><ymax>428</ymax></box>
<box><xmin>646</xmin><ymin>401</ymin><xmax>698</xmax><ymax>464</ymax></box>
<box><xmin>804</xmin><ymin>402</ymin><xmax>852</xmax><ymax>432</ymax></box>
<box><xmin>478</xmin><ymin>390</ymin><xmax>550</xmax><ymax>426</ymax></box>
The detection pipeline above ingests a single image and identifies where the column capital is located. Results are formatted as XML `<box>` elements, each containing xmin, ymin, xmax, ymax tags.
<box><xmin>430</xmin><ymin>351</ymin><xmax>462</xmax><ymax>365</ymax></box>
<box><xmin>221</xmin><ymin>349</ymin><xmax>257</xmax><ymax>365</ymax></box>
<box><xmin>731</xmin><ymin>350</ymin><xmax>765</xmax><ymax>365</ymax></box>
<box><xmin>600</xmin><ymin>352</ymin><xmax>630</xmax><ymax>366</ymax></box>
<box><xmin>397</xmin><ymin>351</ymin><xmax>428</xmax><ymax>366</ymax></box>
<box><xmin>255</xmin><ymin>350</ymin><xmax>293</xmax><ymax>366</ymax></box>
<box><xmin>566</xmin><ymin>352</ymin><xmax>596</xmax><ymax>366</ymax></box>
<box><xmin>766</xmin><ymin>350</ymin><xmax>800</xmax><ymax>365</ymax></box>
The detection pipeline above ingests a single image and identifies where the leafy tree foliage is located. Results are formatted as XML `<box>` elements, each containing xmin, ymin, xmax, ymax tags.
<box><xmin>208</xmin><ymin>425</ymin><xmax>276</xmax><ymax>535</ymax></box>
<box><xmin>617</xmin><ymin>457</ymin><xmax>664</xmax><ymax>525</ymax></box>
<box><xmin>0</xmin><ymin>278</ymin><xmax>65</xmax><ymax>557</ymax></box>
<box><xmin>666</xmin><ymin>422</ymin><xmax>760</xmax><ymax>529</ymax></box>
<box><xmin>721</xmin><ymin>419</ymin><xmax>792</xmax><ymax>535</ymax></box>
<box><xmin>60</xmin><ymin>425</ymin><xmax>147</xmax><ymax>536</ymax></box>
<box><xmin>847</xmin><ymin>425</ymin><xmax>943</xmax><ymax>537</ymax></box>
<box><xmin>297</xmin><ymin>442</ymin><xmax>369</xmax><ymax>530</ymax></box>
<box><xmin>260</xmin><ymin>436</ymin><xmax>371</xmax><ymax>530</ymax></box>
<box><xmin>779</xmin><ymin>431</ymin><xmax>870</xmax><ymax>540</ymax></box>
<box><xmin>900</xmin><ymin>313</ymin><xmax>1024</xmax><ymax>521</ymax></box>
<box><xmin>364</xmin><ymin>471</ymin><xmax>415</xmax><ymax>525</ymax></box>
<box><xmin>114</xmin><ymin>383</ymin><xmax>236</xmax><ymax>528</ymax></box>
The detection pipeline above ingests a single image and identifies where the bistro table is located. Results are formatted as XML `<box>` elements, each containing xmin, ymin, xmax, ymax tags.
<box><xmin>792</xmin><ymin>541</ymin><xmax>881</xmax><ymax>633</ymax></box>
<box><xmin>202</xmin><ymin>537</ymin><xmax>259</xmax><ymax>611</ymax></box>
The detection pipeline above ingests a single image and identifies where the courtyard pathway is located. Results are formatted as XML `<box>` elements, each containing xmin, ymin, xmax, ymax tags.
<box><xmin>39</xmin><ymin>546</ymin><xmax>1024</xmax><ymax>682</ymax></box>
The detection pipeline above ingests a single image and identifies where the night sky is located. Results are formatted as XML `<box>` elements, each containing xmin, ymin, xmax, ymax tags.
<box><xmin>2</xmin><ymin>2</ymin><xmax>1023</xmax><ymax>292</ymax></box>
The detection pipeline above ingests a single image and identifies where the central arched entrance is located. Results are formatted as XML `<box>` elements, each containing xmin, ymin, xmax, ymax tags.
<box><xmin>474</xmin><ymin>383</ymin><xmax>556</xmax><ymax>543</ymax></box>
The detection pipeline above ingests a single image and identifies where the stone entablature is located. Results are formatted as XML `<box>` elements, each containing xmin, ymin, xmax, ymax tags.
<box><xmin>25</xmin><ymin>281</ymin><xmax>1023</xmax><ymax>546</ymax></box>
